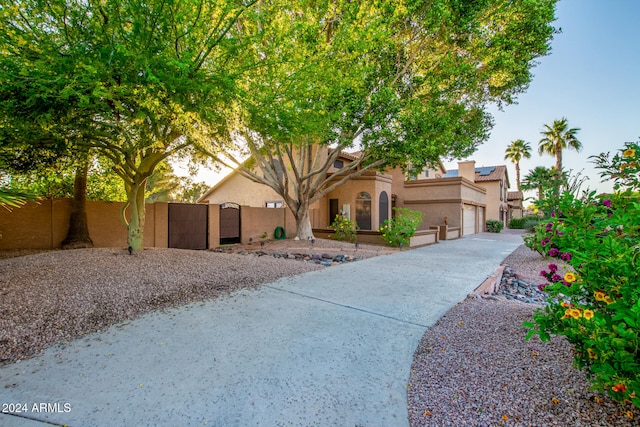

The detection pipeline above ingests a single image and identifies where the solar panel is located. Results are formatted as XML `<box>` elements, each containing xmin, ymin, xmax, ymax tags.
<box><xmin>475</xmin><ymin>166</ymin><xmax>496</xmax><ymax>176</ymax></box>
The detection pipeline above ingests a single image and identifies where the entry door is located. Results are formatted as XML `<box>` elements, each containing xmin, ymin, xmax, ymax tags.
<box><xmin>355</xmin><ymin>192</ymin><xmax>372</xmax><ymax>231</ymax></box>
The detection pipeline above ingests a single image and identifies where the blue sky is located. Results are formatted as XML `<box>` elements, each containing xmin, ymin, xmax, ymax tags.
<box><xmin>443</xmin><ymin>0</ymin><xmax>640</xmax><ymax>197</ymax></box>
<box><xmin>180</xmin><ymin>0</ymin><xmax>640</xmax><ymax>198</ymax></box>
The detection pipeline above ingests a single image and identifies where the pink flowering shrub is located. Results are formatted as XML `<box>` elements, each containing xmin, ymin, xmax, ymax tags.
<box><xmin>524</xmin><ymin>142</ymin><xmax>640</xmax><ymax>407</ymax></box>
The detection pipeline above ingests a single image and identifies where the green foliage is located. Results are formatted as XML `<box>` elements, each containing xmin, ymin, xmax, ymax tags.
<box><xmin>329</xmin><ymin>213</ymin><xmax>358</xmax><ymax>243</ymax></box>
<box><xmin>509</xmin><ymin>215</ymin><xmax>542</xmax><ymax>229</ymax></box>
<box><xmin>3</xmin><ymin>155</ymin><xmax>127</xmax><ymax>201</ymax></box>
<box><xmin>524</xmin><ymin>142</ymin><xmax>640</xmax><ymax>408</ymax></box>
<box><xmin>485</xmin><ymin>219</ymin><xmax>504</xmax><ymax>233</ymax></box>
<box><xmin>379</xmin><ymin>208</ymin><xmax>422</xmax><ymax>247</ymax></box>
<box><xmin>0</xmin><ymin>188</ymin><xmax>36</xmax><ymax>210</ymax></box>
<box><xmin>523</xmin><ymin>216</ymin><xmax>544</xmax><ymax>232</ymax></box>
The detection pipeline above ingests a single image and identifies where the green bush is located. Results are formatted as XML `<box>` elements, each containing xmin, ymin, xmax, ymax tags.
<box><xmin>485</xmin><ymin>219</ymin><xmax>504</xmax><ymax>233</ymax></box>
<box><xmin>524</xmin><ymin>141</ymin><xmax>640</xmax><ymax>408</ymax></box>
<box><xmin>329</xmin><ymin>213</ymin><xmax>358</xmax><ymax>243</ymax></box>
<box><xmin>508</xmin><ymin>217</ymin><xmax>526</xmax><ymax>229</ymax></box>
<box><xmin>523</xmin><ymin>217</ymin><xmax>543</xmax><ymax>232</ymax></box>
<box><xmin>509</xmin><ymin>215</ymin><xmax>540</xmax><ymax>229</ymax></box>
<box><xmin>379</xmin><ymin>207</ymin><xmax>422</xmax><ymax>247</ymax></box>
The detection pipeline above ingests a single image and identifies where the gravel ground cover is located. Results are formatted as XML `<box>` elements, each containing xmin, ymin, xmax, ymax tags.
<box><xmin>408</xmin><ymin>244</ymin><xmax>637</xmax><ymax>427</ymax></box>
<box><xmin>0</xmin><ymin>238</ymin><xmax>390</xmax><ymax>366</ymax></box>
<box><xmin>0</xmin><ymin>247</ymin><xmax>325</xmax><ymax>365</ymax></box>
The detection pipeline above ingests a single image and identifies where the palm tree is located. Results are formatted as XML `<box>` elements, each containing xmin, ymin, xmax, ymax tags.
<box><xmin>504</xmin><ymin>139</ymin><xmax>532</xmax><ymax>191</ymax></box>
<box><xmin>538</xmin><ymin>117</ymin><xmax>582</xmax><ymax>177</ymax></box>
<box><xmin>521</xmin><ymin>166</ymin><xmax>555</xmax><ymax>201</ymax></box>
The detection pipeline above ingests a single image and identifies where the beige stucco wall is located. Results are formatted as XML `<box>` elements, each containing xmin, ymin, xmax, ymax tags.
<box><xmin>321</xmin><ymin>172</ymin><xmax>392</xmax><ymax>231</ymax></box>
<box><xmin>240</xmin><ymin>206</ymin><xmax>295</xmax><ymax>243</ymax></box>
<box><xmin>477</xmin><ymin>181</ymin><xmax>508</xmax><ymax>223</ymax></box>
<box><xmin>392</xmin><ymin>174</ymin><xmax>486</xmax><ymax>233</ymax></box>
<box><xmin>0</xmin><ymin>199</ymin><xmax>166</xmax><ymax>250</ymax></box>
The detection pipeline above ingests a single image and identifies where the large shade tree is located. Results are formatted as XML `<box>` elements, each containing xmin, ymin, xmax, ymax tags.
<box><xmin>205</xmin><ymin>0</ymin><xmax>559</xmax><ymax>239</ymax></box>
<box><xmin>0</xmin><ymin>0</ymin><xmax>259</xmax><ymax>251</ymax></box>
<box><xmin>538</xmin><ymin>117</ymin><xmax>582</xmax><ymax>177</ymax></box>
<box><xmin>504</xmin><ymin>139</ymin><xmax>532</xmax><ymax>191</ymax></box>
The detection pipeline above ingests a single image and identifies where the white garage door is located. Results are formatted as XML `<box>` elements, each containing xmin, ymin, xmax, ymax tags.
<box><xmin>463</xmin><ymin>205</ymin><xmax>476</xmax><ymax>236</ymax></box>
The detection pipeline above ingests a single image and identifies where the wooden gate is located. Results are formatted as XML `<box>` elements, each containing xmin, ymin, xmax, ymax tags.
<box><xmin>220</xmin><ymin>202</ymin><xmax>241</xmax><ymax>244</ymax></box>
<box><xmin>168</xmin><ymin>203</ymin><xmax>209</xmax><ymax>249</ymax></box>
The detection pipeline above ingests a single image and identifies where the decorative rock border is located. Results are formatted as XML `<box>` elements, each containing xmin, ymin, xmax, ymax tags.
<box><xmin>213</xmin><ymin>247</ymin><xmax>361</xmax><ymax>266</ymax></box>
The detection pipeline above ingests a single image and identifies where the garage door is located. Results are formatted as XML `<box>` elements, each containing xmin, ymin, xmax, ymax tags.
<box><xmin>463</xmin><ymin>205</ymin><xmax>476</xmax><ymax>236</ymax></box>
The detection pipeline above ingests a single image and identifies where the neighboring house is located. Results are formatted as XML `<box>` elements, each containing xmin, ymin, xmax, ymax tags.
<box><xmin>507</xmin><ymin>191</ymin><xmax>524</xmax><ymax>220</ymax></box>
<box><xmin>199</xmin><ymin>150</ymin><xmax>513</xmax><ymax>237</ymax></box>
<box><xmin>442</xmin><ymin>162</ymin><xmax>511</xmax><ymax>227</ymax></box>
<box><xmin>391</xmin><ymin>160</ymin><xmax>487</xmax><ymax>235</ymax></box>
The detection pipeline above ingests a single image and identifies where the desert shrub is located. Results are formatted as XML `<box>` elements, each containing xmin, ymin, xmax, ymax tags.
<box><xmin>524</xmin><ymin>141</ymin><xmax>640</xmax><ymax>407</ymax></box>
<box><xmin>486</xmin><ymin>219</ymin><xmax>504</xmax><ymax>233</ymax></box>
<box><xmin>329</xmin><ymin>213</ymin><xmax>358</xmax><ymax>243</ymax></box>
<box><xmin>379</xmin><ymin>207</ymin><xmax>422</xmax><ymax>247</ymax></box>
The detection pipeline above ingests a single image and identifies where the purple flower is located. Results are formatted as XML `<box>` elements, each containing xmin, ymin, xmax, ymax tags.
<box><xmin>603</xmin><ymin>199</ymin><xmax>612</xmax><ymax>208</ymax></box>
<box><xmin>556</xmin><ymin>231</ymin><xmax>565</xmax><ymax>236</ymax></box>
<box><xmin>540</xmin><ymin>270</ymin><xmax>548</xmax><ymax>277</ymax></box>
<box><xmin>541</xmin><ymin>238</ymin><xmax>550</xmax><ymax>247</ymax></box>
<box><xmin>551</xmin><ymin>274</ymin><xmax>562</xmax><ymax>283</ymax></box>
<box><xmin>561</xmin><ymin>252</ymin><xmax>572</xmax><ymax>261</ymax></box>
<box><xmin>537</xmin><ymin>283</ymin><xmax>548</xmax><ymax>292</ymax></box>
<box><xmin>548</xmin><ymin>248</ymin><xmax>560</xmax><ymax>257</ymax></box>
<box><xmin>548</xmin><ymin>263</ymin><xmax>558</xmax><ymax>273</ymax></box>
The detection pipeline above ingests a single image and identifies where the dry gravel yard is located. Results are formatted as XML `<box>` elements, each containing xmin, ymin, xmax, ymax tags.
<box><xmin>0</xmin><ymin>239</ymin><xmax>391</xmax><ymax>366</ymax></box>
<box><xmin>1</xmin><ymin>238</ymin><xmax>637</xmax><ymax>425</ymax></box>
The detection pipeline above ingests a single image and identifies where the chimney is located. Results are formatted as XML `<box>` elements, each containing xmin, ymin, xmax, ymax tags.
<box><xmin>458</xmin><ymin>160</ymin><xmax>476</xmax><ymax>182</ymax></box>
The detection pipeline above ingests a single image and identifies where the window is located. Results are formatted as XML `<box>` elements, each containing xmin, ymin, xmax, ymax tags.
<box><xmin>424</xmin><ymin>170</ymin><xmax>429</xmax><ymax>178</ymax></box>
<box><xmin>333</xmin><ymin>160</ymin><xmax>344</xmax><ymax>169</ymax></box>
<box><xmin>265</xmin><ymin>201</ymin><xmax>283</xmax><ymax>208</ymax></box>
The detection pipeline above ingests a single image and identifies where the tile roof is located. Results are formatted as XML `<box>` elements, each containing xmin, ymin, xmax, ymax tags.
<box><xmin>443</xmin><ymin>165</ymin><xmax>509</xmax><ymax>184</ymax></box>
<box><xmin>474</xmin><ymin>165</ymin><xmax>507</xmax><ymax>182</ymax></box>
<box><xmin>507</xmin><ymin>191</ymin><xmax>523</xmax><ymax>200</ymax></box>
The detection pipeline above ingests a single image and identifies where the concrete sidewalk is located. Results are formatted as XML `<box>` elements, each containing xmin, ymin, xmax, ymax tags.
<box><xmin>0</xmin><ymin>232</ymin><xmax>523</xmax><ymax>427</ymax></box>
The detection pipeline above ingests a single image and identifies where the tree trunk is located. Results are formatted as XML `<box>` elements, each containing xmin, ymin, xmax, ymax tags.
<box><xmin>555</xmin><ymin>149</ymin><xmax>563</xmax><ymax>177</ymax></box>
<box><xmin>124</xmin><ymin>180</ymin><xmax>147</xmax><ymax>252</ymax></box>
<box><xmin>61</xmin><ymin>160</ymin><xmax>94</xmax><ymax>249</ymax></box>
<box><xmin>515</xmin><ymin>162</ymin><xmax>521</xmax><ymax>192</ymax></box>
<box><xmin>293</xmin><ymin>206</ymin><xmax>315</xmax><ymax>240</ymax></box>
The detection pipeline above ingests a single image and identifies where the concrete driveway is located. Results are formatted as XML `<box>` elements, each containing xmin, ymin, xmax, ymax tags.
<box><xmin>0</xmin><ymin>232</ymin><xmax>523</xmax><ymax>427</ymax></box>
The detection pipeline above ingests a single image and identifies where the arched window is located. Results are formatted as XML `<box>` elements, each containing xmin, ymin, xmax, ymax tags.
<box><xmin>356</xmin><ymin>192</ymin><xmax>372</xmax><ymax>231</ymax></box>
<box><xmin>379</xmin><ymin>191</ymin><xmax>389</xmax><ymax>228</ymax></box>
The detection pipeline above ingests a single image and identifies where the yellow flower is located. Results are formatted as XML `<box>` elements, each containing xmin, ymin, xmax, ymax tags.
<box><xmin>552</xmin><ymin>397</ymin><xmax>559</xmax><ymax>404</ymax></box>
<box><xmin>561</xmin><ymin>301</ymin><xmax>572</xmax><ymax>308</ymax></box>
<box><xmin>604</xmin><ymin>295</ymin><xmax>615</xmax><ymax>305</ymax></box>
<box><xmin>594</xmin><ymin>291</ymin><xmax>606</xmax><ymax>301</ymax></box>
<box><xmin>583</xmin><ymin>310</ymin><xmax>595</xmax><ymax>320</ymax></box>
<box><xmin>564</xmin><ymin>272</ymin><xmax>577</xmax><ymax>283</ymax></box>
<box><xmin>569</xmin><ymin>309</ymin><xmax>582</xmax><ymax>319</ymax></box>
<box><xmin>623</xmin><ymin>148</ymin><xmax>636</xmax><ymax>158</ymax></box>
<box><xmin>587</xmin><ymin>348</ymin><xmax>598</xmax><ymax>359</ymax></box>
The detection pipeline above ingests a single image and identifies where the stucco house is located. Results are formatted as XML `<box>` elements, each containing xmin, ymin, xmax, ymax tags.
<box><xmin>198</xmin><ymin>149</ymin><xmax>514</xmax><ymax>237</ymax></box>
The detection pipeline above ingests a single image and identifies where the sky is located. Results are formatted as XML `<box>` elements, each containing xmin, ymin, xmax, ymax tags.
<box><xmin>176</xmin><ymin>0</ymin><xmax>640</xmax><ymax>199</ymax></box>
<box><xmin>442</xmin><ymin>0</ymin><xmax>640</xmax><ymax>197</ymax></box>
